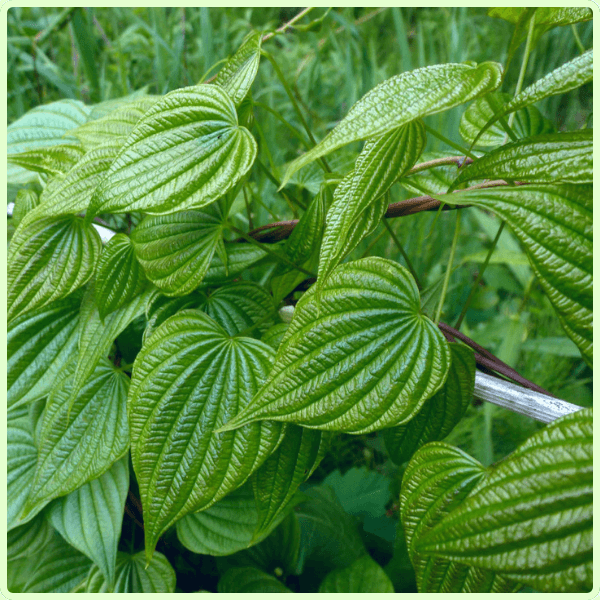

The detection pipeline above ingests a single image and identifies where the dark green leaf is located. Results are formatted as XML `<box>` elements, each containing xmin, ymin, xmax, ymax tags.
<box><xmin>203</xmin><ymin>242</ymin><xmax>269</xmax><ymax>285</ymax></box>
<box><xmin>8</xmin><ymin>512</ymin><xmax>54</xmax><ymax>562</ymax></box>
<box><xmin>319</xmin><ymin>555</ymin><xmax>395</xmax><ymax>593</ymax></box>
<box><xmin>217</xmin><ymin>567</ymin><xmax>293</xmax><ymax>593</ymax></box>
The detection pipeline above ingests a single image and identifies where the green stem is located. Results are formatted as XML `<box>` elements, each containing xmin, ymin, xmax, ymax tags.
<box><xmin>571</xmin><ymin>23</ymin><xmax>586</xmax><ymax>54</ymax></box>
<box><xmin>382</xmin><ymin>218</ymin><xmax>421</xmax><ymax>289</ymax></box>
<box><xmin>242</xmin><ymin>186</ymin><xmax>254</xmax><ymax>229</ymax></box>
<box><xmin>454</xmin><ymin>221</ymin><xmax>505</xmax><ymax>330</ymax></box>
<box><xmin>435</xmin><ymin>211</ymin><xmax>461</xmax><ymax>324</ymax></box>
<box><xmin>229</xmin><ymin>225</ymin><xmax>316</xmax><ymax>277</ymax></box>
<box><xmin>262</xmin><ymin>7</ymin><xmax>315</xmax><ymax>42</ymax></box>
<box><xmin>256</xmin><ymin>158</ymin><xmax>306</xmax><ymax>212</ymax></box>
<box><xmin>508</xmin><ymin>12</ymin><xmax>536</xmax><ymax>129</ymax></box>
<box><xmin>423</xmin><ymin>124</ymin><xmax>478</xmax><ymax>160</ymax></box>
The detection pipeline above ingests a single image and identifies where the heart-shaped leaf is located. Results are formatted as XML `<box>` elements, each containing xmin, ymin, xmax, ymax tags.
<box><xmin>383</xmin><ymin>343</ymin><xmax>476</xmax><ymax>464</ymax></box>
<box><xmin>441</xmin><ymin>184</ymin><xmax>592</xmax><ymax>365</ymax></box>
<box><xmin>319</xmin><ymin>555</ymin><xmax>395</xmax><ymax>593</ymax></box>
<box><xmin>128</xmin><ymin>309</ymin><xmax>284</xmax><ymax>559</ymax></box>
<box><xmin>416</xmin><ymin>408</ymin><xmax>592</xmax><ymax>593</ymax></box>
<box><xmin>89</xmin><ymin>85</ymin><xmax>257</xmax><ymax>218</ymax></box>
<box><xmin>8</xmin><ymin>216</ymin><xmax>101</xmax><ymax>323</ymax></box>
<box><xmin>281</xmin><ymin>61</ymin><xmax>502</xmax><ymax>186</ymax></box>
<box><xmin>221</xmin><ymin>257</ymin><xmax>451</xmax><ymax>434</ymax></box>
<box><xmin>131</xmin><ymin>208</ymin><xmax>224</xmax><ymax>296</ymax></box>
<box><xmin>47</xmin><ymin>455</ymin><xmax>129</xmax><ymax>589</ymax></box>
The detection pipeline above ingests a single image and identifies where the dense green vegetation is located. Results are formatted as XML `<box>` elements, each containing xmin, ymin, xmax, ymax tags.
<box><xmin>7</xmin><ymin>7</ymin><xmax>592</xmax><ymax>593</ymax></box>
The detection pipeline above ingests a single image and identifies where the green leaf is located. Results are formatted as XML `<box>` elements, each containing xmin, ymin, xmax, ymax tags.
<box><xmin>46</xmin><ymin>455</ymin><xmax>129</xmax><ymax>589</ymax></box>
<box><xmin>23</xmin><ymin>359</ymin><xmax>129</xmax><ymax>516</ymax></box>
<box><xmin>400</xmin><ymin>442</ymin><xmax>518</xmax><ymax>593</ymax></box>
<box><xmin>95</xmin><ymin>233</ymin><xmax>147</xmax><ymax>319</ymax></box>
<box><xmin>218</xmin><ymin>567</ymin><xmax>293</xmax><ymax>593</ymax></box>
<box><xmin>522</xmin><ymin>336</ymin><xmax>582</xmax><ymax>358</ymax></box>
<box><xmin>69</xmin><ymin>96</ymin><xmax>159</xmax><ymax>150</ymax></box>
<box><xmin>7</xmin><ymin>99</ymin><xmax>91</xmax><ymax>184</ymax></box>
<box><xmin>131</xmin><ymin>208</ymin><xmax>224</xmax><ymax>296</ymax></box>
<box><xmin>323</xmin><ymin>466</ymin><xmax>392</xmax><ymax>519</ymax></box>
<box><xmin>128</xmin><ymin>310</ymin><xmax>284</xmax><ymax>558</ymax></box>
<box><xmin>221</xmin><ymin>257</ymin><xmax>451</xmax><ymax>434</ymax></box>
<box><xmin>88</xmin><ymin>85</ymin><xmax>257</xmax><ymax>218</ymax></box>
<box><xmin>8</xmin><ymin>295</ymin><xmax>81</xmax><ymax>411</ymax></box>
<box><xmin>84</xmin><ymin>551</ymin><xmax>176</xmax><ymax>593</ymax></box>
<box><xmin>201</xmin><ymin>281</ymin><xmax>275</xmax><ymax>336</ymax></box>
<box><xmin>7</xmin><ymin>216</ymin><xmax>102</xmax><ymax>323</ymax></box>
<box><xmin>460</xmin><ymin>92</ymin><xmax>553</xmax><ymax>147</ymax></box>
<box><xmin>441</xmin><ymin>184</ymin><xmax>592</xmax><ymax>365</ymax></box>
<box><xmin>251</xmin><ymin>425</ymin><xmax>327</xmax><ymax>540</ymax></box>
<box><xmin>318</xmin><ymin>121</ymin><xmax>426</xmax><ymax>288</ymax></box>
<box><xmin>319</xmin><ymin>555</ymin><xmax>395</xmax><ymax>593</ymax></box>
<box><xmin>261</xmin><ymin>322</ymin><xmax>289</xmax><ymax>351</ymax></box>
<box><xmin>400</xmin><ymin>150</ymin><xmax>461</xmax><ymax>196</ymax></box>
<box><xmin>488</xmin><ymin>7</ymin><xmax>592</xmax><ymax>26</ymax></box>
<box><xmin>7</xmin><ymin>143</ymin><xmax>84</xmax><ymax>177</ymax></box>
<box><xmin>474</xmin><ymin>50</ymin><xmax>592</xmax><ymax>147</ymax></box>
<box><xmin>383</xmin><ymin>344</ymin><xmax>476</xmax><ymax>464</ymax></box>
<box><xmin>7</xmin><ymin>532</ymin><xmax>92</xmax><ymax>593</ymax></box>
<box><xmin>72</xmin><ymin>286</ymin><xmax>152</xmax><ymax>400</ymax></box>
<box><xmin>12</xmin><ymin>188</ymin><xmax>40</xmax><ymax>227</ymax></box>
<box><xmin>451</xmin><ymin>130</ymin><xmax>592</xmax><ymax>189</ymax></box>
<box><xmin>8</xmin><ymin>512</ymin><xmax>54</xmax><ymax>562</ymax></box>
<box><xmin>417</xmin><ymin>408</ymin><xmax>592</xmax><ymax>593</ymax></box>
<box><xmin>176</xmin><ymin>481</ymin><xmax>297</xmax><ymax>556</ymax></box>
<box><xmin>280</xmin><ymin>61</ymin><xmax>502</xmax><ymax>186</ymax></box>
<box><xmin>215</xmin><ymin>31</ymin><xmax>262</xmax><ymax>106</ymax></box>
<box><xmin>203</xmin><ymin>242</ymin><xmax>269</xmax><ymax>285</ymax></box>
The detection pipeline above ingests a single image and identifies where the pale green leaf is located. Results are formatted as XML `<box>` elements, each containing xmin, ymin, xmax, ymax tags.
<box><xmin>8</xmin><ymin>513</ymin><xmax>54</xmax><ymax>562</ymax></box>
<box><xmin>84</xmin><ymin>551</ymin><xmax>176</xmax><ymax>593</ymax></box>
<box><xmin>24</xmin><ymin>359</ymin><xmax>130</xmax><ymax>515</ymax></box>
<box><xmin>383</xmin><ymin>344</ymin><xmax>476</xmax><ymax>464</ymax></box>
<box><xmin>131</xmin><ymin>208</ymin><xmax>224</xmax><ymax>296</ymax></box>
<box><xmin>522</xmin><ymin>336</ymin><xmax>582</xmax><ymax>358</ymax></box>
<box><xmin>319</xmin><ymin>121</ymin><xmax>426</xmax><ymax>288</ymax></box>
<box><xmin>417</xmin><ymin>408</ymin><xmax>592</xmax><ymax>593</ymax></box>
<box><xmin>8</xmin><ymin>295</ymin><xmax>81</xmax><ymax>411</ymax></box>
<box><xmin>95</xmin><ymin>233</ymin><xmax>147</xmax><ymax>319</ymax></box>
<box><xmin>218</xmin><ymin>567</ymin><xmax>293</xmax><ymax>593</ymax></box>
<box><xmin>7</xmin><ymin>216</ymin><xmax>101</xmax><ymax>323</ymax></box>
<box><xmin>441</xmin><ymin>184</ymin><xmax>592</xmax><ymax>365</ymax></box>
<box><xmin>7</xmin><ymin>143</ymin><xmax>84</xmax><ymax>177</ymax></box>
<box><xmin>221</xmin><ymin>257</ymin><xmax>451</xmax><ymax>434</ymax></box>
<box><xmin>281</xmin><ymin>61</ymin><xmax>502</xmax><ymax>186</ymax></box>
<box><xmin>215</xmin><ymin>31</ymin><xmax>262</xmax><ymax>106</ymax></box>
<box><xmin>251</xmin><ymin>425</ymin><xmax>327</xmax><ymax>541</ymax></box>
<box><xmin>47</xmin><ymin>455</ymin><xmax>129</xmax><ymax>589</ymax></box>
<box><xmin>86</xmin><ymin>86</ymin><xmax>151</xmax><ymax>120</ymax></box>
<box><xmin>400</xmin><ymin>442</ymin><xmax>518</xmax><ymax>593</ymax></box>
<box><xmin>488</xmin><ymin>7</ymin><xmax>592</xmax><ymax>26</ymax></box>
<box><xmin>128</xmin><ymin>309</ymin><xmax>284</xmax><ymax>558</ymax></box>
<box><xmin>451</xmin><ymin>130</ymin><xmax>592</xmax><ymax>189</ymax></box>
<box><xmin>7</xmin><ymin>99</ymin><xmax>91</xmax><ymax>184</ymax></box>
<box><xmin>89</xmin><ymin>84</ymin><xmax>257</xmax><ymax>217</ymax></box>
<box><xmin>12</xmin><ymin>188</ymin><xmax>39</xmax><ymax>227</ymax></box>
<box><xmin>7</xmin><ymin>532</ymin><xmax>92</xmax><ymax>593</ymax></box>
<box><xmin>319</xmin><ymin>555</ymin><xmax>395</xmax><ymax>593</ymax></box>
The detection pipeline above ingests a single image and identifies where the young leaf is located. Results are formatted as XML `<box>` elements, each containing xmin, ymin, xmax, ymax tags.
<box><xmin>319</xmin><ymin>555</ymin><xmax>395</xmax><ymax>593</ymax></box>
<box><xmin>176</xmin><ymin>482</ymin><xmax>298</xmax><ymax>556</ymax></box>
<box><xmin>131</xmin><ymin>208</ymin><xmax>224</xmax><ymax>296</ymax></box>
<box><xmin>280</xmin><ymin>61</ymin><xmax>502</xmax><ymax>186</ymax></box>
<box><xmin>8</xmin><ymin>216</ymin><xmax>101</xmax><ymax>323</ymax></box>
<box><xmin>128</xmin><ymin>310</ymin><xmax>284</xmax><ymax>559</ymax></box>
<box><xmin>215</xmin><ymin>31</ymin><xmax>262</xmax><ymax>106</ymax></box>
<box><xmin>95</xmin><ymin>233</ymin><xmax>147</xmax><ymax>319</ymax></box>
<box><xmin>220</xmin><ymin>257</ymin><xmax>451</xmax><ymax>434</ymax></box>
<box><xmin>251</xmin><ymin>425</ymin><xmax>327</xmax><ymax>541</ymax></box>
<box><xmin>7</xmin><ymin>98</ymin><xmax>91</xmax><ymax>184</ymax></box>
<box><xmin>24</xmin><ymin>359</ymin><xmax>130</xmax><ymax>515</ymax></box>
<box><xmin>12</xmin><ymin>188</ymin><xmax>40</xmax><ymax>227</ymax></box>
<box><xmin>318</xmin><ymin>121</ymin><xmax>426</xmax><ymax>288</ymax></box>
<box><xmin>416</xmin><ymin>408</ymin><xmax>592</xmax><ymax>593</ymax></box>
<box><xmin>217</xmin><ymin>567</ymin><xmax>293</xmax><ymax>593</ymax></box>
<box><xmin>88</xmin><ymin>85</ymin><xmax>257</xmax><ymax>218</ymax></box>
<box><xmin>7</xmin><ymin>143</ymin><xmax>84</xmax><ymax>177</ymax></box>
<box><xmin>46</xmin><ymin>455</ymin><xmax>129</xmax><ymax>589</ymax></box>
<box><xmin>451</xmin><ymin>130</ymin><xmax>592</xmax><ymax>189</ymax></box>
<box><xmin>8</xmin><ymin>295</ymin><xmax>81</xmax><ymax>411</ymax></box>
<box><xmin>474</xmin><ymin>50</ymin><xmax>592</xmax><ymax>147</ymax></box>
<box><xmin>84</xmin><ymin>551</ymin><xmax>176</xmax><ymax>593</ymax></box>
<box><xmin>383</xmin><ymin>344</ymin><xmax>475</xmax><ymax>465</ymax></box>
<box><xmin>441</xmin><ymin>184</ymin><xmax>592</xmax><ymax>365</ymax></box>
<box><xmin>400</xmin><ymin>442</ymin><xmax>518</xmax><ymax>593</ymax></box>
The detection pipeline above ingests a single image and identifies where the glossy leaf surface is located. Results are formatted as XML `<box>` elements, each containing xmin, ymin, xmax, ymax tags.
<box><xmin>222</xmin><ymin>257</ymin><xmax>450</xmax><ymax>434</ymax></box>
<box><xmin>8</xmin><ymin>143</ymin><xmax>84</xmax><ymax>177</ymax></box>
<box><xmin>281</xmin><ymin>61</ymin><xmax>502</xmax><ymax>185</ymax></box>
<box><xmin>128</xmin><ymin>310</ymin><xmax>284</xmax><ymax>558</ymax></box>
<box><xmin>417</xmin><ymin>408</ymin><xmax>592</xmax><ymax>593</ymax></box>
<box><xmin>319</xmin><ymin>555</ymin><xmax>395</xmax><ymax>593</ymax></box>
<box><xmin>203</xmin><ymin>242</ymin><xmax>268</xmax><ymax>285</ymax></box>
<box><xmin>89</xmin><ymin>85</ymin><xmax>257</xmax><ymax>217</ymax></box>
